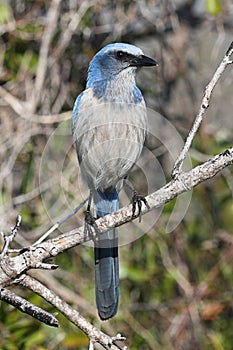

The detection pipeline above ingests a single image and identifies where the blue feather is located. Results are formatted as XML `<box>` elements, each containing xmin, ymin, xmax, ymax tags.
<box><xmin>93</xmin><ymin>189</ymin><xmax>119</xmax><ymax>320</ymax></box>
<box><xmin>72</xmin><ymin>42</ymin><xmax>157</xmax><ymax>320</ymax></box>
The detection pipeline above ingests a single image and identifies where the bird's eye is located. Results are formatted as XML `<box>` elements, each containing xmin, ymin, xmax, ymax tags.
<box><xmin>116</xmin><ymin>51</ymin><xmax>125</xmax><ymax>60</ymax></box>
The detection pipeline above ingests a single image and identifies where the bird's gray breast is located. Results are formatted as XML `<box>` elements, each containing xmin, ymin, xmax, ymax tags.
<box><xmin>73</xmin><ymin>88</ymin><xmax>147</xmax><ymax>192</ymax></box>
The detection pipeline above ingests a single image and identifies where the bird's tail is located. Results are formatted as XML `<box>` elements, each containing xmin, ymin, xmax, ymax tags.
<box><xmin>93</xmin><ymin>189</ymin><xmax>119</xmax><ymax>320</ymax></box>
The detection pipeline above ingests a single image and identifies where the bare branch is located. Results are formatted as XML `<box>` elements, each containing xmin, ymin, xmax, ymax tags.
<box><xmin>0</xmin><ymin>215</ymin><xmax>21</xmax><ymax>259</ymax></box>
<box><xmin>1</xmin><ymin>147</ymin><xmax>233</xmax><ymax>287</ymax></box>
<box><xmin>33</xmin><ymin>197</ymin><xmax>88</xmax><ymax>245</ymax></box>
<box><xmin>0</xmin><ymin>287</ymin><xmax>59</xmax><ymax>327</ymax></box>
<box><xmin>20</xmin><ymin>275</ymin><xmax>125</xmax><ymax>350</ymax></box>
<box><xmin>172</xmin><ymin>41</ymin><xmax>233</xmax><ymax>178</ymax></box>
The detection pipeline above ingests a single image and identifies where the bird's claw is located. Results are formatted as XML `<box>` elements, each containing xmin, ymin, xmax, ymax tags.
<box><xmin>132</xmin><ymin>191</ymin><xmax>149</xmax><ymax>222</ymax></box>
<box><xmin>85</xmin><ymin>209</ymin><xmax>96</xmax><ymax>226</ymax></box>
<box><xmin>84</xmin><ymin>210</ymin><xmax>101</xmax><ymax>240</ymax></box>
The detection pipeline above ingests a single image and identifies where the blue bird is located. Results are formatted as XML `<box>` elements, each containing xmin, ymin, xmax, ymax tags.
<box><xmin>72</xmin><ymin>43</ymin><xmax>157</xmax><ymax>320</ymax></box>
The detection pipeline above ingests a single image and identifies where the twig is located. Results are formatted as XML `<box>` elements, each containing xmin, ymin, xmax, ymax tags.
<box><xmin>89</xmin><ymin>341</ymin><xmax>94</xmax><ymax>350</ymax></box>
<box><xmin>33</xmin><ymin>197</ymin><xmax>88</xmax><ymax>245</ymax></box>
<box><xmin>20</xmin><ymin>274</ymin><xmax>126</xmax><ymax>350</ymax></box>
<box><xmin>0</xmin><ymin>287</ymin><xmax>59</xmax><ymax>327</ymax></box>
<box><xmin>172</xmin><ymin>41</ymin><xmax>233</xmax><ymax>178</ymax></box>
<box><xmin>0</xmin><ymin>215</ymin><xmax>21</xmax><ymax>260</ymax></box>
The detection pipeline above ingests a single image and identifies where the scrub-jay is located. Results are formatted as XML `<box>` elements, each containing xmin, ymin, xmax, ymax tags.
<box><xmin>72</xmin><ymin>43</ymin><xmax>157</xmax><ymax>320</ymax></box>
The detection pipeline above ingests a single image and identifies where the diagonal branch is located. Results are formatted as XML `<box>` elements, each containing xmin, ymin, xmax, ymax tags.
<box><xmin>0</xmin><ymin>287</ymin><xmax>59</xmax><ymax>327</ymax></box>
<box><xmin>172</xmin><ymin>41</ymin><xmax>233</xmax><ymax>178</ymax></box>
<box><xmin>1</xmin><ymin>147</ymin><xmax>233</xmax><ymax>287</ymax></box>
<box><xmin>20</xmin><ymin>274</ymin><xmax>125</xmax><ymax>350</ymax></box>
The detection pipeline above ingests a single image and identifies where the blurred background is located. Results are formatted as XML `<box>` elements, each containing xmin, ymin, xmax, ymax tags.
<box><xmin>0</xmin><ymin>0</ymin><xmax>233</xmax><ymax>349</ymax></box>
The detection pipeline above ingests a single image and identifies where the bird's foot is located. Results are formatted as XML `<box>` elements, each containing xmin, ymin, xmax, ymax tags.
<box><xmin>132</xmin><ymin>191</ymin><xmax>150</xmax><ymax>222</ymax></box>
<box><xmin>85</xmin><ymin>208</ymin><xmax>96</xmax><ymax>226</ymax></box>
<box><xmin>84</xmin><ymin>210</ymin><xmax>100</xmax><ymax>240</ymax></box>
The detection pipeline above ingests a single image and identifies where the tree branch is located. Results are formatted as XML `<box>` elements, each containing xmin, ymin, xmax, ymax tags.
<box><xmin>172</xmin><ymin>41</ymin><xmax>233</xmax><ymax>177</ymax></box>
<box><xmin>0</xmin><ymin>215</ymin><xmax>21</xmax><ymax>259</ymax></box>
<box><xmin>1</xmin><ymin>147</ymin><xmax>233</xmax><ymax>287</ymax></box>
<box><xmin>20</xmin><ymin>275</ymin><xmax>126</xmax><ymax>350</ymax></box>
<box><xmin>0</xmin><ymin>287</ymin><xmax>59</xmax><ymax>327</ymax></box>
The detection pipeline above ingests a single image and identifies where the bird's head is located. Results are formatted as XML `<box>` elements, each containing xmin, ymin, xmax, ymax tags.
<box><xmin>87</xmin><ymin>43</ymin><xmax>158</xmax><ymax>84</ymax></box>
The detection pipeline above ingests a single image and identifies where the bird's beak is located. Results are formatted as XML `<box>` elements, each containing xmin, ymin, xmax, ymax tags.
<box><xmin>131</xmin><ymin>55</ymin><xmax>158</xmax><ymax>67</ymax></box>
